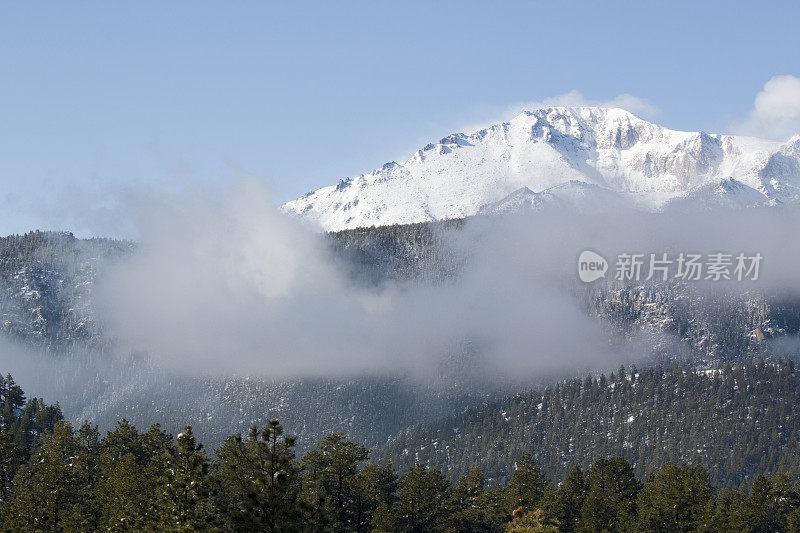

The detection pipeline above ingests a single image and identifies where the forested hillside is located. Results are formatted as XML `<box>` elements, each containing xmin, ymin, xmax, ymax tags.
<box><xmin>66</xmin><ymin>369</ymin><xmax>495</xmax><ymax>454</ymax></box>
<box><xmin>582</xmin><ymin>283</ymin><xmax>800</xmax><ymax>366</ymax></box>
<box><xmin>332</xmin><ymin>222</ymin><xmax>800</xmax><ymax>368</ymax></box>
<box><xmin>3</xmin><ymin>226</ymin><xmax>800</xmax><ymax>457</ymax></box>
<box><xmin>329</xmin><ymin>219</ymin><xmax>464</xmax><ymax>285</ymax></box>
<box><xmin>378</xmin><ymin>360</ymin><xmax>800</xmax><ymax>490</ymax></box>
<box><xmin>0</xmin><ymin>231</ymin><xmax>131</xmax><ymax>350</ymax></box>
<box><xmin>0</xmin><ymin>229</ymin><xmax>497</xmax><ymax>452</ymax></box>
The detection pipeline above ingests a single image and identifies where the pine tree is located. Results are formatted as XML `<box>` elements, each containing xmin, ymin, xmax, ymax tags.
<box><xmin>155</xmin><ymin>425</ymin><xmax>215</xmax><ymax>532</ymax></box>
<box><xmin>505</xmin><ymin>452</ymin><xmax>547</xmax><ymax>512</ymax></box>
<box><xmin>351</xmin><ymin>462</ymin><xmax>398</xmax><ymax>532</ymax></box>
<box><xmin>579</xmin><ymin>457</ymin><xmax>640</xmax><ymax>532</ymax></box>
<box><xmin>0</xmin><ymin>429</ymin><xmax>24</xmax><ymax>504</ymax></box>
<box><xmin>708</xmin><ymin>487</ymin><xmax>743</xmax><ymax>532</ymax></box>
<box><xmin>381</xmin><ymin>463</ymin><xmax>449</xmax><ymax>533</ymax></box>
<box><xmin>93</xmin><ymin>420</ymin><xmax>163</xmax><ymax>530</ymax></box>
<box><xmin>1</xmin><ymin>421</ymin><xmax>93</xmax><ymax>531</ymax></box>
<box><xmin>96</xmin><ymin>453</ymin><xmax>152</xmax><ymax>531</ymax></box>
<box><xmin>0</xmin><ymin>374</ymin><xmax>25</xmax><ymax>420</ymax></box>
<box><xmin>541</xmin><ymin>466</ymin><xmax>585</xmax><ymax>533</ymax></box>
<box><xmin>730</xmin><ymin>473</ymin><xmax>800</xmax><ymax>532</ymax></box>
<box><xmin>213</xmin><ymin>419</ymin><xmax>309</xmax><ymax>531</ymax></box>
<box><xmin>636</xmin><ymin>462</ymin><xmax>714</xmax><ymax>532</ymax></box>
<box><xmin>301</xmin><ymin>433</ymin><xmax>369</xmax><ymax>531</ymax></box>
<box><xmin>444</xmin><ymin>466</ymin><xmax>498</xmax><ymax>532</ymax></box>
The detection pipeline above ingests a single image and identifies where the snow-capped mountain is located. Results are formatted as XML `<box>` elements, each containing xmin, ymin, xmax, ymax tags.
<box><xmin>282</xmin><ymin>107</ymin><xmax>800</xmax><ymax>231</ymax></box>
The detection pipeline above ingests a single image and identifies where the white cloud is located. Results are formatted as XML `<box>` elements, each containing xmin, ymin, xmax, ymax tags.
<box><xmin>736</xmin><ymin>75</ymin><xmax>800</xmax><ymax>140</ymax></box>
<box><xmin>601</xmin><ymin>93</ymin><xmax>662</xmax><ymax>119</ymax></box>
<box><xmin>96</xmin><ymin>179</ymin><xmax>632</xmax><ymax>379</ymax></box>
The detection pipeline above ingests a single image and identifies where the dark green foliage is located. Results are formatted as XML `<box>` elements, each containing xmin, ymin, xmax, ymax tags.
<box><xmin>444</xmin><ymin>466</ymin><xmax>505</xmax><ymax>532</ymax></box>
<box><xmin>636</xmin><ymin>463</ymin><xmax>714</xmax><ymax>532</ymax></box>
<box><xmin>505</xmin><ymin>452</ymin><xmax>547</xmax><ymax>512</ymax></box>
<box><xmin>542</xmin><ymin>466</ymin><xmax>587</xmax><ymax>533</ymax></box>
<box><xmin>375</xmin><ymin>463</ymin><xmax>450</xmax><ymax>532</ymax></box>
<box><xmin>155</xmin><ymin>425</ymin><xmax>215</xmax><ymax>532</ymax></box>
<box><xmin>508</xmin><ymin>508</ymin><xmax>560</xmax><ymax>532</ymax></box>
<box><xmin>1</xmin><ymin>421</ymin><xmax>95</xmax><ymax>531</ymax></box>
<box><xmin>351</xmin><ymin>462</ymin><xmax>399</xmax><ymax>532</ymax></box>
<box><xmin>300</xmin><ymin>433</ymin><xmax>370</xmax><ymax>531</ymax></box>
<box><xmin>0</xmin><ymin>372</ymin><xmax>63</xmax><ymax>511</ymax></box>
<box><xmin>92</xmin><ymin>419</ymin><xmax>171</xmax><ymax>530</ymax></box>
<box><xmin>0</xmin><ymin>430</ymin><xmax>23</xmax><ymax>505</ymax></box>
<box><xmin>727</xmin><ymin>473</ymin><xmax>800</xmax><ymax>532</ymax></box>
<box><xmin>6</xmin><ymin>373</ymin><xmax>800</xmax><ymax>531</ymax></box>
<box><xmin>0</xmin><ymin>372</ymin><xmax>63</xmax><ymax>454</ymax></box>
<box><xmin>213</xmin><ymin>419</ymin><xmax>309</xmax><ymax>531</ymax></box>
<box><xmin>0</xmin><ymin>374</ymin><xmax>24</xmax><ymax>416</ymax></box>
<box><xmin>579</xmin><ymin>456</ymin><xmax>640</xmax><ymax>532</ymax></box>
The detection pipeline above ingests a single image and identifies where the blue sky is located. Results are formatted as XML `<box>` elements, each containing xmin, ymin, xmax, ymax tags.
<box><xmin>2</xmin><ymin>1</ymin><xmax>799</xmax><ymax>237</ymax></box>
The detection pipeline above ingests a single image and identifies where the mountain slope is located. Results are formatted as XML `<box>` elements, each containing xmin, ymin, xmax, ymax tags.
<box><xmin>283</xmin><ymin>107</ymin><xmax>800</xmax><ymax>231</ymax></box>
<box><xmin>375</xmin><ymin>360</ymin><xmax>800</xmax><ymax>489</ymax></box>
<box><xmin>478</xmin><ymin>181</ymin><xmax>636</xmax><ymax>216</ymax></box>
<box><xmin>662</xmin><ymin>177</ymin><xmax>773</xmax><ymax>212</ymax></box>
<box><xmin>0</xmin><ymin>230</ymin><xmax>501</xmax><ymax>452</ymax></box>
<box><xmin>0</xmin><ymin>231</ymin><xmax>132</xmax><ymax>350</ymax></box>
<box><xmin>4</xmin><ymin>226</ymin><xmax>800</xmax><ymax>454</ymax></box>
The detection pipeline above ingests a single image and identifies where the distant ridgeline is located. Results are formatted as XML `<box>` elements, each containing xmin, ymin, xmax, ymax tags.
<box><xmin>1</xmin><ymin>227</ymin><xmax>798</xmax><ymax>364</ymax></box>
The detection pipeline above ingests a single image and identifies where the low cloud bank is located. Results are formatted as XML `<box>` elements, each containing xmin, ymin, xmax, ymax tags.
<box><xmin>93</xmin><ymin>180</ymin><xmax>800</xmax><ymax>380</ymax></box>
<box><xmin>94</xmin><ymin>181</ymin><xmax>622</xmax><ymax>379</ymax></box>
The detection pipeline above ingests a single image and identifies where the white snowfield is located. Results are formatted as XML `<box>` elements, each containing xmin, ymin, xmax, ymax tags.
<box><xmin>282</xmin><ymin>106</ymin><xmax>800</xmax><ymax>231</ymax></box>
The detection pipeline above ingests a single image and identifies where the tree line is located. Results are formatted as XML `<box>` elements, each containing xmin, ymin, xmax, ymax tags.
<box><xmin>3</xmin><ymin>374</ymin><xmax>800</xmax><ymax>531</ymax></box>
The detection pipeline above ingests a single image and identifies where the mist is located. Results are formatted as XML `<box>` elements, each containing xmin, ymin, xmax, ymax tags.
<box><xmin>92</xmin><ymin>181</ymin><xmax>609</xmax><ymax>380</ymax></box>
<box><xmin>89</xmin><ymin>179</ymin><xmax>800</xmax><ymax>382</ymax></box>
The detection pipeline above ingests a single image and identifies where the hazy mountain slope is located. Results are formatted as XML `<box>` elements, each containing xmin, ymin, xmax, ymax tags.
<box><xmin>3</xmin><ymin>225</ymin><xmax>800</xmax><ymax>452</ymax></box>
<box><xmin>283</xmin><ymin>107</ymin><xmax>800</xmax><ymax>231</ymax></box>
<box><xmin>25</xmin><ymin>356</ymin><xmax>498</xmax><ymax>454</ymax></box>
<box><xmin>0</xmin><ymin>230</ymin><xmax>502</xmax><ymax>451</ymax></box>
<box><xmin>0</xmin><ymin>231</ymin><xmax>132</xmax><ymax>350</ymax></box>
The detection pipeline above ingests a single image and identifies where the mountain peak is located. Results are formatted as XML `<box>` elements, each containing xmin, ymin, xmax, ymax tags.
<box><xmin>511</xmin><ymin>106</ymin><xmax>645</xmax><ymax>128</ymax></box>
<box><xmin>282</xmin><ymin>108</ymin><xmax>796</xmax><ymax>231</ymax></box>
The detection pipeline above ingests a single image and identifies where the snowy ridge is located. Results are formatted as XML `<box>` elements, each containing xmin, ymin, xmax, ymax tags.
<box><xmin>477</xmin><ymin>181</ymin><xmax>635</xmax><ymax>216</ymax></box>
<box><xmin>662</xmin><ymin>177</ymin><xmax>774</xmax><ymax>212</ymax></box>
<box><xmin>282</xmin><ymin>107</ymin><xmax>800</xmax><ymax>231</ymax></box>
